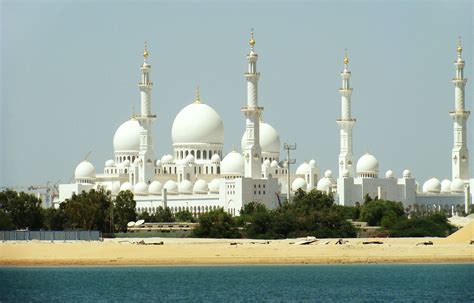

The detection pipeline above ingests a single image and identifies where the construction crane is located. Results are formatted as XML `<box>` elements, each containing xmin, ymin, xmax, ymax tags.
<box><xmin>1</xmin><ymin>180</ymin><xmax>60</xmax><ymax>208</ymax></box>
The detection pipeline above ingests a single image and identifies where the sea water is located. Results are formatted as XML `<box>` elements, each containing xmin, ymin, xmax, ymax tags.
<box><xmin>0</xmin><ymin>264</ymin><xmax>473</xmax><ymax>302</ymax></box>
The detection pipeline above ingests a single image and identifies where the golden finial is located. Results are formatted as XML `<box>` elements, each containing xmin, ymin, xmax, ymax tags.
<box><xmin>194</xmin><ymin>86</ymin><xmax>201</xmax><ymax>104</ymax></box>
<box><xmin>343</xmin><ymin>49</ymin><xmax>349</xmax><ymax>66</ymax></box>
<box><xmin>249</xmin><ymin>29</ymin><xmax>256</xmax><ymax>49</ymax></box>
<box><xmin>143</xmin><ymin>41</ymin><xmax>149</xmax><ymax>60</ymax></box>
<box><xmin>457</xmin><ymin>36</ymin><xmax>463</xmax><ymax>56</ymax></box>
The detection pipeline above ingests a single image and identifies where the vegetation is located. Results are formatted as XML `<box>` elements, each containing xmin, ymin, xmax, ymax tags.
<box><xmin>192</xmin><ymin>209</ymin><xmax>240</xmax><ymax>238</ymax></box>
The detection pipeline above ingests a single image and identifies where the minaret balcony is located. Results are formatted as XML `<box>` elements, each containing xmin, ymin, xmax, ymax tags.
<box><xmin>139</xmin><ymin>82</ymin><xmax>153</xmax><ymax>86</ymax></box>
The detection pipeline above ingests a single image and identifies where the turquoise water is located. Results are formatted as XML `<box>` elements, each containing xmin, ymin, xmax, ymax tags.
<box><xmin>1</xmin><ymin>264</ymin><xmax>473</xmax><ymax>302</ymax></box>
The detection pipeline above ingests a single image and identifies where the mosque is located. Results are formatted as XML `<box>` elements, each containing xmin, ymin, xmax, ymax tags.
<box><xmin>58</xmin><ymin>33</ymin><xmax>473</xmax><ymax>217</ymax></box>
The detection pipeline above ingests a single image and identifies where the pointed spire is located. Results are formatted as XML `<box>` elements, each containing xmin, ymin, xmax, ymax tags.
<box><xmin>194</xmin><ymin>86</ymin><xmax>201</xmax><ymax>104</ymax></box>
<box><xmin>457</xmin><ymin>36</ymin><xmax>463</xmax><ymax>59</ymax></box>
<box><xmin>249</xmin><ymin>28</ymin><xmax>256</xmax><ymax>51</ymax></box>
<box><xmin>343</xmin><ymin>48</ymin><xmax>349</xmax><ymax>67</ymax></box>
<box><xmin>143</xmin><ymin>41</ymin><xmax>149</xmax><ymax>62</ymax></box>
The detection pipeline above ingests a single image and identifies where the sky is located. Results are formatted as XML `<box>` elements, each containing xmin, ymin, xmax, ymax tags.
<box><xmin>1</xmin><ymin>0</ymin><xmax>472</xmax><ymax>188</ymax></box>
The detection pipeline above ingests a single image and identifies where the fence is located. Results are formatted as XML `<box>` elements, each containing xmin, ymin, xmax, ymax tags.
<box><xmin>0</xmin><ymin>230</ymin><xmax>102</xmax><ymax>241</ymax></box>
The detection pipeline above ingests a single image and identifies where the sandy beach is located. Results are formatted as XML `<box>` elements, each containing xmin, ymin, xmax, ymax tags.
<box><xmin>1</xmin><ymin>223</ymin><xmax>472</xmax><ymax>266</ymax></box>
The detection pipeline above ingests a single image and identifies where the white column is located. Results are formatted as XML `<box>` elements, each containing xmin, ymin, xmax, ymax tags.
<box><xmin>450</xmin><ymin>38</ymin><xmax>470</xmax><ymax>180</ymax></box>
<box><xmin>242</xmin><ymin>31</ymin><xmax>262</xmax><ymax>179</ymax></box>
<box><xmin>336</xmin><ymin>51</ymin><xmax>356</xmax><ymax>178</ymax></box>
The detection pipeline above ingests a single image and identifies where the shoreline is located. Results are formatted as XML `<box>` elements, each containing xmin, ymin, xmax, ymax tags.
<box><xmin>1</xmin><ymin>236</ymin><xmax>473</xmax><ymax>266</ymax></box>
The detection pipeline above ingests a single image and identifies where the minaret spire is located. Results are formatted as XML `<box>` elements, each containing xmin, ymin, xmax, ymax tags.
<box><xmin>242</xmin><ymin>29</ymin><xmax>263</xmax><ymax>179</ymax></box>
<box><xmin>450</xmin><ymin>36</ymin><xmax>470</xmax><ymax>180</ymax></box>
<box><xmin>337</xmin><ymin>49</ymin><xmax>356</xmax><ymax>178</ymax></box>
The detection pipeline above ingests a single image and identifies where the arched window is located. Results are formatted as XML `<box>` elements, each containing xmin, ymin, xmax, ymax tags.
<box><xmin>197</xmin><ymin>150</ymin><xmax>201</xmax><ymax>159</ymax></box>
<box><xmin>206</xmin><ymin>167</ymin><xmax>208</xmax><ymax>174</ymax></box>
<box><xmin>211</xmin><ymin>167</ymin><xmax>214</xmax><ymax>174</ymax></box>
<box><xmin>203</xmin><ymin>150</ymin><xmax>207</xmax><ymax>159</ymax></box>
<box><xmin>185</xmin><ymin>150</ymin><xmax>189</xmax><ymax>157</ymax></box>
<box><xmin>217</xmin><ymin>166</ymin><xmax>220</xmax><ymax>174</ymax></box>
<box><xmin>209</xmin><ymin>150</ymin><xmax>212</xmax><ymax>158</ymax></box>
<box><xmin>199</xmin><ymin>167</ymin><xmax>202</xmax><ymax>174</ymax></box>
<box><xmin>191</xmin><ymin>150</ymin><xmax>195</xmax><ymax>156</ymax></box>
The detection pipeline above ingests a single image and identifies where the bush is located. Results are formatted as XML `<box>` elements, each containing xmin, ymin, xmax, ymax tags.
<box><xmin>192</xmin><ymin>209</ymin><xmax>240</xmax><ymax>238</ymax></box>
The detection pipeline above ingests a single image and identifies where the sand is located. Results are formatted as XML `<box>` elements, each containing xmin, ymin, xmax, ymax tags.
<box><xmin>1</xmin><ymin>235</ymin><xmax>473</xmax><ymax>266</ymax></box>
<box><xmin>442</xmin><ymin>221</ymin><xmax>474</xmax><ymax>244</ymax></box>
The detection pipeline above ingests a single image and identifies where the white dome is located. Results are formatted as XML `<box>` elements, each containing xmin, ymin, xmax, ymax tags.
<box><xmin>211</xmin><ymin>154</ymin><xmax>221</xmax><ymax>163</ymax></box>
<box><xmin>164</xmin><ymin>180</ymin><xmax>178</xmax><ymax>195</ymax></box>
<box><xmin>111</xmin><ymin>183</ymin><xmax>120</xmax><ymax>195</ymax></box>
<box><xmin>296</xmin><ymin>162</ymin><xmax>311</xmax><ymax>175</ymax></box>
<box><xmin>178</xmin><ymin>180</ymin><xmax>193</xmax><ymax>194</ymax></box>
<box><xmin>172</xmin><ymin>102</ymin><xmax>224</xmax><ymax>145</ymax></box>
<box><xmin>193</xmin><ymin>179</ymin><xmax>208</xmax><ymax>194</ymax></box>
<box><xmin>324</xmin><ymin>170</ymin><xmax>333</xmax><ymax>178</ymax></box>
<box><xmin>271</xmin><ymin>160</ymin><xmax>279</xmax><ymax>168</ymax></box>
<box><xmin>356</xmin><ymin>153</ymin><xmax>379</xmax><ymax>174</ymax></box>
<box><xmin>292</xmin><ymin>177</ymin><xmax>307</xmax><ymax>192</ymax></box>
<box><xmin>440</xmin><ymin>179</ymin><xmax>451</xmax><ymax>193</ymax></box>
<box><xmin>134</xmin><ymin>182</ymin><xmax>148</xmax><ymax>196</ymax></box>
<box><xmin>385</xmin><ymin>170</ymin><xmax>394</xmax><ymax>178</ymax></box>
<box><xmin>75</xmin><ymin>161</ymin><xmax>96</xmax><ymax>180</ymax></box>
<box><xmin>149</xmin><ymin>181</ymin><xmax>163</xmax><ymax>195</ymax></box>
<box><xmin>161</xmin><ymin>154</ymin><xmax>174</xmax><ymax>164</ymax></box>
<box><xmin>450</xmin><ymin>179</ymin><xmax>465</xmax><ymax>193</ymax></box>
<box><xmin>263</xmin><ymin>159</ymin><xmax>271</xmax><ymax>167</ymax></box>
<box><xmin>422</xmin><ymin>177</ymin><xmax>441</xmax><ymax>193</ymax></box>
<box><xmin>120</xmin><ymin>182</ymin><xmax>133</xmax><ymax>192</ymax></box>
<box><xmin>155</xmin><ymin>160</ymin><xmax>162</xmax><ymax>167</ymax></box>
<box><xmin>113</xmin><ymin>119</ymin><xmax>143</xmax><ymax>152</ymax></box>
<box><xmin>105</xmin><ymin>159</ymin><xmax>115</xmax><ymax>167</ymax></box>
<box><xmin>241</xmin><ymin>121</ymin><xmax>280</xmax><ymax>154</ymax></box>
<box><xmin>403</xmin><ymin>169</ymin><xmax>411</xmax><ymax>178</ymax></box>
<box><xmin>221</xmin><ymin>151</ymin><xmax>245</xmax><ymax>175</ymax></box>
<box><xmin>341</xmin><ymin>169</ymin><xmax>350</xmax><ymax>178</ymax></box>
<box><xmin>185</xmin><ymin>154</ymin><xmax>195</xmax><ymax>164</ymax></box>
<box><xmin>317</xmin><ymin>178</ymin><xmax>332</xmax><ymax>191</ymax></box>
<box><xmin>122</xmin><ymin>159</ymin><xmax>131</xmax><ymax>167</ymax></box>
<box><xmin>309</xmin><ymin>159</ymin><xmax>318</xmax><ymax>168</ymax></box>
<box><xmin>209</xmin><ymin>179</ymin><xmax>220</xmax><ymax>193</ymax></box>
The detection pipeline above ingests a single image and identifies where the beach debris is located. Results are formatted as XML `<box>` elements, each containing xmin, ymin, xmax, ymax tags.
<box><xmin>250</xmin><ymin>241</ymin><xmax>271</xmax><ymax>244</ymax></box>
<box><xmin>135</xmin><ymin>240</ymin><xmax>164</xmax><ymax>245</ymax></box>
<box><xmin>324</xmin><ymin>241</ymin><xmax>330</xmax><ymax>245</ymax></box>
<box><xmin>416</xmin><ymin>241</ymin><xmax>433</xmax><ymax>246</ymax></box>
<box><xmin>230</xmin><ymin>242</ymin><xmax>243</xmax><ymax>246</ymax></box>
<box><xmin>335</xmin><ymin>239</ymin><xmax>348</xmax><ymax>245</ymax></box>
<box><xmin>362</xmin><ymin>241</ymin><xmax>383</xmax><ymax>245</ymax></box>
<box><xmin>295</xmin><ymin>236</ymin><xmax>318</xmax><ymax>245</ymax></box>
<box><xmin>470</xmin><ymin>240</ymin><xmax>474</xmax><ymax>245</ymax></box>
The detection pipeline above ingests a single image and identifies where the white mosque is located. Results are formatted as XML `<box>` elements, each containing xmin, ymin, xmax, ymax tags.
<box><xmin>58</xmin><ymin>34</ymin><xmax>473</xmax><ymax>217</ymax></box>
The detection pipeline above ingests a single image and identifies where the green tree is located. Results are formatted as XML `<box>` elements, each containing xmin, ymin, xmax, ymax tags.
<box><xmin>137</xmin><ymin>211</ymin><xmax>153</xmax><ymax>222</ymax></box>
<box><xmin>0</xmin><ymin>190</ymin><xmax>44</xmax><ymax>230</ymax></box>
<box><xmin>389</xmin><ymin>213</ymin><xmax>455</xmax><ymax>237</ymax></box>
<box><xmin>154</xmin><ymin>207</ymin><xmax>174</xmax><ymax>222</ymax></box>
<box><xmin>175</xmin><ymin>210</ymin><xmax>194</xmax><ymax>222</ymax></box>
<box><xmin>0</xmin><ymin>209</ymin><xmax>15</xmax><ymax>230</ymax></box>
<box><xmin>42</xmin><ymin>207</ymin><xmax>66</xmax><ymax>230</ymax></box>
<box><xmin>192</xmin><ymin>209</ymin><xmax>240</xmax><ymax>238</ymax></box>
<box><xmin>359</xmin><ymin>199</ymin><xmax>405</xmax><ymax>226</ymax></box>
<box><xmin>113</xmin><ymin>190</ymin><xmax>136</xmax><ymax>232</ymax></box>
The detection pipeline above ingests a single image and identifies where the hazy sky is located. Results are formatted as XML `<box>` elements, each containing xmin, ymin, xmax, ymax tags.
<box><xmin>1</xmin><ymin>0</ymin><xmax>472</xmax><ymax>188</ymax></box>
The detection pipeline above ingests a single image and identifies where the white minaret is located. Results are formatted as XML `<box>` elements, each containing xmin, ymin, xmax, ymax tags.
<box><xmin>242</xmin><ymin>30</ymin><xmax>263</xmax><ymax>179</ymax></box>
<box><xmin>450</xmin><ymin>37</ymin><xmax>470</xmax><ymax>181</ymax></box>
<box><xmin>336</xmin><ymin>50</ymin><xmax>356</xmax><ymax>177</ymax></box>
<box><xmin>137</xmin><ymin>42</ymin><xmax>156</xmax><ymax>184</ymax></box>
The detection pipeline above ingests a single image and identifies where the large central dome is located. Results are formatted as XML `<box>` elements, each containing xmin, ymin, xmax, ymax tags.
<box><xmin>171</xmin><ymin>102</ymin><xmax>224</xmax><ymax>145</ymax></box>
<box><xmin>113</xmin><ymin>119</ymin><xmax>143</xmax><ymax>152</ymax></box>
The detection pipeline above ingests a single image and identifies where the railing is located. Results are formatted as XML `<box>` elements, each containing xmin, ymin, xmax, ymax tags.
<box><xmin>0</xmin><ymin>230</ymin><xmax>102</xmax><ymax>241</ymax></box>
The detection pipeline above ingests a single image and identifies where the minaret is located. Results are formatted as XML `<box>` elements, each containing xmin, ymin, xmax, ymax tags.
<box><xmin>336</xmin><ymin>50</ymin><xmax>356</xmax><ymax>178</ymax></box>
<box><xmin>450</xmin><ymin>37</ymin><xmax>470</xmax><ymax>180</ymax></box>
<box><xmin>242</xmin><ymin>30</ymin><xmax>263</xmax><ymax>179</ymax></box>
<box><xmin>137</xmin><ymin>42</ymin><xmax>156</xmax><ymax>184</ymax></box>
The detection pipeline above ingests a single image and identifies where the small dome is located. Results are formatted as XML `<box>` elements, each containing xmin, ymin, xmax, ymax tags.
<box><xmin>164</xmin><ymin>180</ymin><xmax>178</xmax><ymax>195</ymax></box>
<box><xmin>324</xmin><ymin>170</ymin><xmax>333</xmax><ymax>178</ymax></box>
<box><xmin>172</xmin><ymin>102</ymin><xmax>224</xmax><ymax>145</ymax></box>
<box><xmin>221</xmin><ymin>151</ymin><xmax>245</xmax><ymax>175</ymax></box>
<box><xmin>209</xmin><ymin>179</ymin><xmax>220</xmax><ymax>193</ymax></box>
<box><xmin>403</xmin><ymin>169</ymin><xmax>411</xmax><ymax>178</ymax></box>
<box><xmin>317</xmin><ymin>178</ymin><xmax>332</xmax><ymax>191</ymax></box>
<box><xmin>155</xmin><ymin>160</ymin><xmax>162</xmax><ymax>167</ymax></box>
<box><xmin>185</xmin><ymin>154</ymin><xmax>195</xmax><ymax>164</ymax></box>
<box><xmin>263</xmin><ymin>159</ymin><xmax>271</xmax><ymax>167</ymax></box>
<box><xmin>193</xmin><ymin>179</ymin><xmax>208</xmax><ymax>194</ymax></box>
<box><xmin>440</xmin><ymin>179</ymin><xmax>451</xmax><ymax>193</ymax></box>
<box><xmin>292</xmin><ymin>177</ymin><xmax>307</xmax><ymax>192</ymax></box>
<box><xmin>122</xmin><ymin>159</ymin><xmax>131</xmax><ymax>167</ymax></box>
<box><xmin>422</xmin><ymin>177</ymin><xmax>441</xmax><ymax>193</ymax></box>
<box><xmin>105</xmin><ymin>159</ymin><xmax>115</xmax><ymax>167</ymax></box>
<box><xmin>108</xmin><ymin>183</ymin><xmax>120</xmax><ymax>195</ymax></box>
<box><xmin>149</xmin><ymin>181</ymin><xmax>163</xmax><ymax>195</ymax></box>
<box><xmin>270</xmin><ymin>160</ymin><xmax>279</xmax><ymax>168</ymax></box>
<box><xmin>120</xmin><ymin>182</ymin><xmax>133</xmax><ymax>192</ymax></box>
<box><xmin>356</xmin><ymin>153</ymin><xmax>379</xmax><ymax>174</ymax></box>
<box><xmin>178</xmin><ymin>180</ymin><xmax>193</xmax><ymax>194</ymax></box>
<box><xmin>341</xmin><ymin>169</ymin><xmax>350</xmax><ymax>178</ymax></box>
<box><xmin>161</xmin><ymin>154</ymin><xmax>174</xmax><ymax>164</ymax></box>
<box><xmin>75</xmin><ymin>161</ymin><xmax>96</xmax><ymax>180</ymax></box>
<box><xmin>134</xmin><ymin>182</ymin><xmax>148</xmax><ymax>196</ymax></box>
<box><xmin>309</xmin><ymin>159</ymin><xmax>318</xmax><ymax>168</ymax></box>
<box><xmin>113</xmin><ymin>119</ymin><xmax>143</xmax><ymax>152</ymax></box>
<box><xmin>450</xmin><ymin>179</ymin><xmax>465</xmax><ymax>193</ymax></box>
<box><xmin>385</xmin><ymin>170</ymin><xmax>394</xmax><ymax>178</ymax></box>
<box><xmin>296</xmin><ymin>162</ymin><xmax>311</xmax><ymax>175</ymax></box>
<box><xmin>211</xmin><ymin>154</ymin><xmax>221</xmax><ymax>163</ymax></box>
<box><xmin>241</xmin><ymin>121</ymin><xmax>280</xmax><ymax>154</ymax></box>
